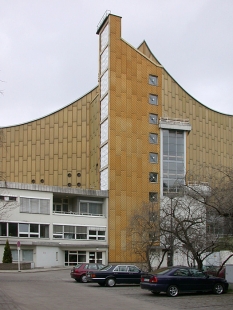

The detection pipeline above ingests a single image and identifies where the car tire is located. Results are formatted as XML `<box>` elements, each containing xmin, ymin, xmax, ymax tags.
<box><xmin>166</xmin><ymin>285</ymin><xmax>179</xmax><ymax>297</ymax></box>
<box><xmin>213</xmin><ymin>283</ymin><xmax>224</xmax><ymax>295</ymax></box>
<box><xmin>106</xmin><ymin>277</ymin><xmax>116</xmax><ymax>287</ymax></box>
<box><xmin>80</xmin><ymin>275</ymin><xmax>88</xmax><ymax>283</ymax></box>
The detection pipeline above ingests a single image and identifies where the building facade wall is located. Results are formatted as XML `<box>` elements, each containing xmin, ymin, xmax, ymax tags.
<box><xmin>0</xmin><ymin>88</ymin><xmax>99</xmax><ymax>189</ymax></box>
<box><xmin>162</xmin><ymin>71</ymin><xmax>233</xmax><ymax>173</ymax></box>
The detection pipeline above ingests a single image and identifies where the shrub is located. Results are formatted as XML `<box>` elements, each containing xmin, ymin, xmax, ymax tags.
<box><xmin>2</xmin><ymin>239</ymin><xmax>12</xmax><ymax>263</ymax></box>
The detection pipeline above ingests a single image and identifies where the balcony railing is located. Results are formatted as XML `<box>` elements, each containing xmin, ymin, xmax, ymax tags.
<box><xmin>52</xmin><ymin>210</ymin><xmax>105</xmax><ymax>217</ymax></box>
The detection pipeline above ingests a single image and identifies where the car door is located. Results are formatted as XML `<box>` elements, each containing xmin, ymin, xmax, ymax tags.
<box><xmin>172</xmin><ymin>268</ymin><xmax>194</xmax><ymax>291</ymax></box>
<box><xmin>189</xmin><ymin>268</ymin><xmax>210</xmax><ymax>291</ymax></box>
<box><xmin>127</xmin><ymin>265</ymin><xmax>142</xmax><ymax>284</ymax></box>
<box><xmin>113</xmin><ymin>265</ymin><xmax>128</xmax><ymax>283</ymax></box>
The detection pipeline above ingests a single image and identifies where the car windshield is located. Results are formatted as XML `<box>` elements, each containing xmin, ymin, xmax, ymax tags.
<box><xmin>100</xmin><ymin>265</ymin><xmax>112</xmax><ymax>271</ymax></box>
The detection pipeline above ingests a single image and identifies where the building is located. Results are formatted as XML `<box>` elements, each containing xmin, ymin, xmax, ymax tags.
<box><xmin>1</xmin><ymin>12</ymin><xmax>233</xmax><ymax>267</ymax></box>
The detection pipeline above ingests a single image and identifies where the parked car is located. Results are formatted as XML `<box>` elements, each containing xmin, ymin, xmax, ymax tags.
<box><xmin>70</xmin><ymin>263</ymin><xmax>105</xmax><ymax>283</ymax></box>
<box><xmin>87</xmin><ymin>264</ymin><xmax>145</xmax><ymax>287</ymax></box>
<box><xmin>140</xmin><ymin>266</ymin><xmax>228</xmax><ymax>297</ymax></box>
<box><xmin>203</xmin><ymin>265</ymin><xmax>225</xmax><ymax>278</ymax></box>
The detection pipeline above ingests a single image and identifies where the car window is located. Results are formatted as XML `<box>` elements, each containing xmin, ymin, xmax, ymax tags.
<box><xmin>88</xmin><ymin>264</ymin><xmax>98</xmax><ymax>270</ymax></box>
<box><xmin>127</xmin><ymin>266</ymin><xmax>140</xmax><ymax>273</ymax></box>
<box><xmin>118</xmin><ymin>266</ymin><xmax>127</xmax><ymax>272</ymax></box>
<box><xmin>174</xmin><ymin>268</ymin><xmax>189</xmax><ymax>277</ymax></box>
<box><xmin>190</xmin><ymin>269</ymin><xmax>205</xmax><ymax>277</ymax></box>
<box><xmin>100</xmin><ymin>265</ymin><xmax>112</xmax><ymax>271</ymax></box>
<box><xmin>98</xmin><ymin>264</ymin><xmax>105</xmax><ymax>270</ymax></box>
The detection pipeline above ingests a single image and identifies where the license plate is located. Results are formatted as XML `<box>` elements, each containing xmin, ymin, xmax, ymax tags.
<box><xmin>143</xmin><ymin>279</ymin><xmax>149</xmax><ymax>282</ymax></box>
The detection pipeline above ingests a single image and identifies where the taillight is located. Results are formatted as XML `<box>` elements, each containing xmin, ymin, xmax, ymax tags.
<box><xmin>150</xmin><ymin>276</ymin><xmax>158</xmax><ymax>283</ymax></box>
<box><xmin>91</xmin><ymin>274</ymin><xmax>96</xmax><ymax>278</ymax></box>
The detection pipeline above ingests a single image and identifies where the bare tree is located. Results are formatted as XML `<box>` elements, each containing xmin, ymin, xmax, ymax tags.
<box><xmin>127</xmin><ymin>202</ymin><xmax>169</xmax><ymax>272</ymax></box>
<box><xmin>160</xmin><ymin>194</ymin><xmax>224</xmax><ymax>270</ymax></box>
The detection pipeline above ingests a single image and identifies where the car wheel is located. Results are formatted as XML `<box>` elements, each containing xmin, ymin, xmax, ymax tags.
<box><xmin>80</xmin><ymin>275</ymin><xmax>88</xmax><ymax>283</ymax></box>
<box><xmin>106</xmin><ymin>277</ymin><xmax>116</xmax><ymax>287</ymax></box>
<box><xmin>152</xmin><ymin>291</ymin><xmax>160</xmax><ymax>295</ymax></box>
<box><xmin>213</xmin><ymin>283</ymin><xmax>224</xmax><ymax>295</ymax></box>
<box><xmin>167</xmin><ymin>285</ymin><xmax>179</xmax><ymax>297</ymax></box>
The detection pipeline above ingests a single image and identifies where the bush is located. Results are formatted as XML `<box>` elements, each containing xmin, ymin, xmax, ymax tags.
<box><xmin>2</xmin><ymin>239</ymin><xmax>12</xmax><ymax>263</ymax></box>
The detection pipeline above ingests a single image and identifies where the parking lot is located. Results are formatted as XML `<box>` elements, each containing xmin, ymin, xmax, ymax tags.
<box><xmin>0</xmin><ymin>268</ymin><xmax>233</xmax><ymax>310</ymax></box>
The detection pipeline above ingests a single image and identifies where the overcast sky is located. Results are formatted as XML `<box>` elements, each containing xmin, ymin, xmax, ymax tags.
<box><xmin>1</xmin><ymin>0</ymin><xmax>233</xmax><ymax>127</ymax></box>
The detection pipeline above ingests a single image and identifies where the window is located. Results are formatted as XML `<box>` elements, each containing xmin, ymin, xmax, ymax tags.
<box><xmin>64</xmin><ymin>226</ymin><xmax>75</xmax><ymax>239</ymax></box>
<box><xmin>22</xmin><ymin>249</ymin><xmax>33</xmax><ymax>262</ymax></box>
<box><xmin>149</xmin><ymin>114</ymin><xmax>158</xmax><ymax>124</ymax></box>
<box><xmin>149</xmin><ymin>75</ymin><xmax>158</xmax><ymax>86</ymax></box>
<box><xmin>149</xmin><ymin>94</ymin><xmax>158</xmax><ymax>105</ymax></box>
<box><xmin>89</xmin><ymin>229</ymin><xmax>106</xmax><ymax>241</ymax></box>
<box><xmin>0</xmin><ymin>222</ymin><xmax>7</xmax><ymax>236</ymax></box>
<box><xmin>149</xmin><ymin>192</ymin><xmax>158</xmax><ymax>202</ymax></box>
<box><xmin>9</xmin><ymin>223</ymin><xmax>18</xmax><ymax>237</ymax></box>
<box><xmin>149</xmin><ymin>152</ymin><xmax>158</xmax><ymax>163</ymax></box>
<box><xmin>79</xmin><ymin>201</ymin><xmax>104</xmax><ymax>216</ymax></box>
<box><xmin>53</xmin><ymin>225</ymin><xmax>63</xmax><ymax>239</ymax></box>
<box><xmin>149</xmin><ymin>172</ymin><xmax>158</xmax><ymax>183</ymax></box>
<box><xmin>76</xmin><ymin>226</ymin><xmax>87</xmax><ymax>239</ymax></box>
<box><xmin>174</xmin><ymin>268</ymin><xmax>189</xmax><ymax>277</ymax></box>
<box><xmin>40</xmin><ymin>224</ymin><xmax>49</xmax><ymax>238</ymax></box>
<box><xmin>20</xmin><ymin>197</ymin><xmax>50</xmax><ymax>215</ymax></box>
<box><xmin>149</xmin><ymin>133</ymin><xmax>158</xmax><ymax>144</ymax></box>
<box><xmin>163</xmin><ymin>130</ymin><xmax>185</xmax><ymax>194</ymax></box>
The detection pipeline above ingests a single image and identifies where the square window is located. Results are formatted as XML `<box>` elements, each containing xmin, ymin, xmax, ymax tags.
<box><xmin>149</xmin><ymin>172</ymin><xmax>158</xmax><ymax>183</ymax></box>
<box><xmin>149</xmin><ymin>75</ymin><xmax>158</xmax><ymax>86</ymax></box>
<box><xmin>149</xmin><ymin>192</ymin><xmax>158</xmax><ymax>202</ymax></box>
<box><xmin>149</xmin><ymin>153</ymin><xmax>158</xmax><ymax>163</ymax></box>
<box><xmin>149</xmin><ymin>114</ymin><xmax>158</xmax><ymax>124</ymax></box>
<box><xmin>149</xmin><ymin>133</ymin><xmax>158</xmax><ymax>144</ymax></box>
<box><xmin>149</xmin><ymin>94</ymin><xmax>158</xmax><ymax>105</ymax></box>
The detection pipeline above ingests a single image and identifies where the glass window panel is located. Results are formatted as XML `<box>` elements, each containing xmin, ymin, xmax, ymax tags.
<box><xmin>149</xmin><ymin>75</ymin><xmax>158</xmax><ymax>86</ymax></box>
<box><xmin>0</xmin><ymin>222</ymin><xmax>7</xmax><ymax>236</ymax></box>
<box><xmin>149</xmin><ymin>153</ymin><xmax>158</xmax><ymax>163</ymax></box>
<box><xmin>22</xmin><ymin>250</ymin><xmax>33</xmax><ymax>262</ymax></box>
<box><xmin>149</xmin><ymin>172</ymin><xmax>158</xmax><ymax>183</ymax></box>
<box><xmin>30</xmin><ymin>224</ymin><xmax>38</xmax><ymax>233</ymax></box>
<box><xmin>149</xmin><ymin>114</ymin><xmax>158</xmax><ymax>124</ymax></box>
<box><xmin>80</xmin><ymin>202</ymin><xmax>88</xmax><ymax>214</ymax></box>
<box><xmin>149</xmin><ymin>133</ymin><xmax>158</xmax><ymax>144</ymax></box>
<box><xmin>9</xmin><ymin>223</ymin><xmax>18</xmax><ymax>237</ymax></box>
<box><xmin>19</xmin><ymin>223</ymin><xmax>29</xmax><ymax>233</ymax></box>
<box><xmin>40</xmin><ymin>224</ymin><xmax>49</xmax><ymax>238</ymax></box>
<box><xmin>149</xmin><ymin>192</ymin><xmax>158</xmax><ymax>202</ymax></box>
<box><xmin>149</xmin><ymin>94</ymin><xmax>158</xmax><ymax>105</ymax></box>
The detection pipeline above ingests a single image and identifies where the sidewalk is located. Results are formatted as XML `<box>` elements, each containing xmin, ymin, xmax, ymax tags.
<box><xmin>0</xmin><ymin>266</ymin><xmax>71</xmax><ymax>273</ymax></box>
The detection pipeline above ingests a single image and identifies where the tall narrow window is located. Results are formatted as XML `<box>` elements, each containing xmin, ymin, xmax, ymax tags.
<box><xmin>163</xmin><ymin>130</ymin><xmax>185</xmax><ymax>194</ymax></box>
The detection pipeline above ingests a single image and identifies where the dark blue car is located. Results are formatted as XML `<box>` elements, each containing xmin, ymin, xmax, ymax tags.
<box><xmin>140</xmin><ymin>266</ymin><xmax>228</xmax><ymax>297</ymax></box>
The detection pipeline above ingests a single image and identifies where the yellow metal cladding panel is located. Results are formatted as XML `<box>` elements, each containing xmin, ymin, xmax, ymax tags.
<box><xmin>162</xmin><ymin>70</ymin><xmax>233</xmax><ymax>172</ymax></box>
<box><xmin>0</xmin><ymin>88</ymin><xmax>98</xmax><ymax>186</ymax></box>
<box><xmin>105</xmin><ymin>14</ymin><xmax>162</xmax><ymax>262</ymax></box>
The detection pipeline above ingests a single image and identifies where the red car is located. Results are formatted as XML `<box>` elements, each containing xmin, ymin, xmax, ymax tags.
<box><xmin>70</xmin><ymin>263</ymin><xmax>105</xmax><ymax>283</ymax></box>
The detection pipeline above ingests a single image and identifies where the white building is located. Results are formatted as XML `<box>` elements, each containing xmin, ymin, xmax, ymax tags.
<box><xmin>0</xmin><ymin>181</ymin><xmax>108</xmax><ymax>268</ymax></box>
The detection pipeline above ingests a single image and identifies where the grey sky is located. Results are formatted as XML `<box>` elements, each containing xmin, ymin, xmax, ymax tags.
<box><xmin>1</xmin><ymin>0</ymin><xmax>233</xmax><ymax>127</ymax></box>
